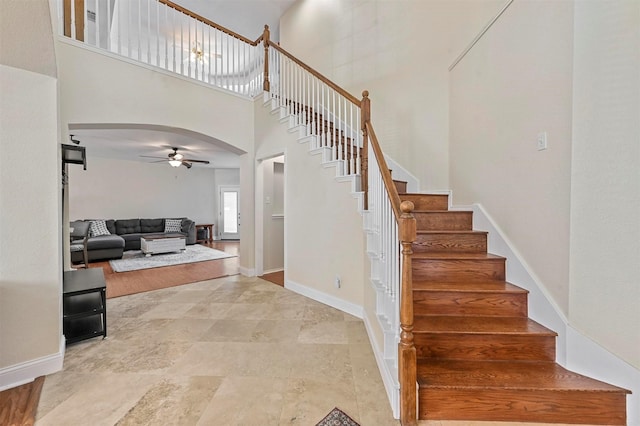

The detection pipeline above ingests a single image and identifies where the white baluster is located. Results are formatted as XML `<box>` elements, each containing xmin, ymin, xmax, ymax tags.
<box><xmin>207</xmin><ymin>25</ymin><xmax>212</xmax><ymax>84</ymax></box>
<box><xmin>70</xmin><ymin>0</ymin><xmax>76</xmax><ymax>40</ymax></box>
<box><xmin>350</xmin><ymin>103</ymin><xmax>354</xmax><ymax>175</ymax></box>
<box><xmin>83</xmin><ymin>0</ymin><xmax>88</xmax><ymax>43</ymax></box>
<box><xmin>356</xmin><ymin>108</ymin><xmax>361</xmax><ymax>174</ymax></box>
<box><xmin>137</xmin><ymin>0</ymin><xmax>141</xmax><ymax>60</ymax></box>
<box><xmin>332</xmin><ymin>90</ymin><xmax>336</xmax><ymax>161</ymax></box>
<box><xmin>95</xmin><ymin>0</ymin><xmax>99</xmax><ymax>48</ymax></box>
<box><xmin>146</xmin><ymin>0</ymin><xmax>150</xmax><ymax>63</ymax></box>
<box><xmin>156</xmin><ymin>0</ymin><xmax>159</xmax><ymax>66</ymax></box>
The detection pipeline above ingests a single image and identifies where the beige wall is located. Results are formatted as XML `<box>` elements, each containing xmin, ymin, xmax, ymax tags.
<box><xmin>68</xmin><ymin>156</ymin><xmax>217</xmax><ymax>224</ymax></box>
<box><xmin>56</xmin><ymin>42</ymin><xmax>255</xmax><ymax>154</ymax></box>
<box><xmin>449</xmin><ymin>1</ymin><xmax>574</xmax><ymax>312</ymax></box>
<box><xmin>0</xmin><ymin>64</ymin><xmax>61</xmax><ymax>369</ymax></box>
<box><xmin>570</xmin><ymin>0</ymin><xmax>640</xmax><ymax>368</ymax></box>
<box><xmin>0</xmin><ymin>0</ymin><xmax>61</xmax><ymax>377</ymax></box>
<box><xmin>286</xmin><ymin>140</ymin><xmax>366</xmax><ymax>307</ymax></box>
<box><xmin>450</xmin><ymin>0</ymin><xmax>640</xmax><ymax>370</ymax></box>
<box><xmin>280</xmin><ymin>0</ymin><xmax>502</xmax><ymax>189</ymax></box>
<box><xmin>254</xmin><ymin>97</ymin><xmax>366</xmax><ymax>306</ymax></box>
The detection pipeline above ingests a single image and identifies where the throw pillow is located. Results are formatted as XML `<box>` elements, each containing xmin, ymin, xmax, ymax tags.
<box><xmin>164</xmin><ymin>219</ymin><xmax>182</xmax><ymax>233</ymax></box>
<box><xmin>89</xmin><ymin>220</ymin><xmax>111</xmax><ymax>237</ymax></box>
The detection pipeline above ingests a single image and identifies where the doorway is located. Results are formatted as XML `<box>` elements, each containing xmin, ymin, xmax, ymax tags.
<box><xmin>219</xmin><ymin>185</ymin><xmax>240</xmax><ymax>240</ymax></box>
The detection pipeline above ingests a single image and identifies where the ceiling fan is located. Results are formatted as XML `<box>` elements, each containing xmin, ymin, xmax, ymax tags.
<box><xmin>141</xmin><ymin>147</ymin><xmax>210</xmax><ymax>169</ymax></box>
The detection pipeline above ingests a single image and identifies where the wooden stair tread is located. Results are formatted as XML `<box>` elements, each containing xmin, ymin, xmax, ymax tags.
<box><xmin>414</xmin><ymin>315</ymin><xmax>556</xmax><ymax>335</ymax></box>
<box><xmin>417</xmin><ymin>359</ymin><xmax>630</xmax><ymax>393</ymax></box>
<box><xmin>412</xmin><ymin>252</ymin><xmax>504</xmax><ymax>260</ymax></box>
<box><xmin>413</xmin><ymin>280</ymin><xmax>527</xmax><ymax>293</ymax></box>
<box><xmin>416</xmin><ymin>230</ymin><xmax>487</xmax><ymax>235</ymax></box>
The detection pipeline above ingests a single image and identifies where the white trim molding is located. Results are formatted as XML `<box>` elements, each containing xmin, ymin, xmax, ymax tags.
<box><xmin>0</xmin><ymin>335</ymin><xmax>65</xmax><ymax>392</ymax></box>
<box><xmin>285</xmin><ymin>279</ymin><xmax>363</xmax><ymax>319</ymax></box>
<box><xmin>239</xmin><ymin>266</ymin><xmax>256</xmax><ymax>277</ymax></box>
<box><xmin>453</xmin><ymin>203</ymin><xmax>639</xmax><ymax>423</ymax></box>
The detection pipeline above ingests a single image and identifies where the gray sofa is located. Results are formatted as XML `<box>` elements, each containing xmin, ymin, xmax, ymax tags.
<box><xmin>70</xmin><ymin>218</ymin><xmax>196</xmax><ymax>263</ymax></box>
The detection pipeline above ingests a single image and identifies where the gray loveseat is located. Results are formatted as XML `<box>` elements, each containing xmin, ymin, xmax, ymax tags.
<box><xmin>70</xmin><ymin>218</ymin><xmax>196</xmax><ymax>263</ymax></box>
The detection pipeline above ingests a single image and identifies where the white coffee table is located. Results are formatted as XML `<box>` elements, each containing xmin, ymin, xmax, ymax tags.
<box><xmin>140</xmin><ymin>233</ymin><xmax>186</xmax><ymax>257</ymax></box>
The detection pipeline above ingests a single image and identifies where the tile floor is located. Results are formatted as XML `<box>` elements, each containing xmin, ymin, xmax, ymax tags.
<box><xmin>37</xmin><ymin>275</ymin><xmax>398</xmax><ymax>426</ymax></box>
<box><xmin>37</xmin><ymin>275</ymin><xmax>590</xmax><ymax>426</ymax></box>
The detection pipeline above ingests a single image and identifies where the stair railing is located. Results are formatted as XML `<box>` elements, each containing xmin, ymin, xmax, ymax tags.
<box><xmin>265</xmin><ymin>42</ymin><xmax>362</xmax><ymax>176</ymax></box>
<box><xmin>60</xmin><ymin>0</ymin><xmax>266</xmax><ymax>97</ymax></box>
<box><xmin>364</xmin><ymin>111</ymin><xmax>417</xmax><ymax>426</ymax></box>
<box><xmin>59</xmin><ymin>1</ymin><xmax>417</xmax><ymax>422</ymax></box>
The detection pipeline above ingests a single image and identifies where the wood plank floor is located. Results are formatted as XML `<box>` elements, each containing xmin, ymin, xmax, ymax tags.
<box><xmin>88</xmin><ymin>241</ymin><xmax>240</xmax><ymax>298</ymax></box>
<box><xmin>0</xmin><ymin>376</ymin><xmax>44</xmax><ymax>426</ymax></box>
<box><xmin>259</xmin><ymin>270</ymin><xmax>285</xmax><ymax>287</ymax></box>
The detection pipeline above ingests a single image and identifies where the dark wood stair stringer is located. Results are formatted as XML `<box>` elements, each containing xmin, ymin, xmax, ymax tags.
<box><xmin>400</xmin><ymin>192</ymin><xmax>630</xmax><ymax>424</ymax></box>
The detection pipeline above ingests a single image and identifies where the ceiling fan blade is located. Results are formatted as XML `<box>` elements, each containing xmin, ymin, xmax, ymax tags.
<box><xmin>182</xmin><ymin>162</ymin><xmax>192</xmax><ymax>169</ymax></box>
<box><xmin>140</xmin><ymin>155</ymin><xmax>168</xmax><ymax>159</ymax></box>
<box><xmin>182</xmin><ymin>158</ymin><xmax>210</xmax><ymax>164</ymax></box>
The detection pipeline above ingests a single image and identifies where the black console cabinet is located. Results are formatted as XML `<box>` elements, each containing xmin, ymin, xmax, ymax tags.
<box><xmin>63</xmin><ymin>268</ymin><xmax>107</xmax><ymax>344</ymax></box>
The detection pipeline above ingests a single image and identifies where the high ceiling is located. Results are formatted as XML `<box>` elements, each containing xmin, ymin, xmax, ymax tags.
<box><xmin>75</xmin><ymin>0</ymin><xmax>297</xmax><ymax>169</ymax></box>
<box><xmin>178</xmin><ymin>0</ymin><xmax>296</xmax><ymax>41</ymax></box>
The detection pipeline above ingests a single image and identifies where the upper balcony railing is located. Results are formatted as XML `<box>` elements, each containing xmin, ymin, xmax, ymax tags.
<box><xmin>60</xmin><ymin>0</ymin><xmax>265</xmax><ymax>97</ymax></box>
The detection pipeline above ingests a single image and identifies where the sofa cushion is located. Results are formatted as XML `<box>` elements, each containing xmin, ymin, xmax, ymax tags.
<box><xmin>89</xmin><ymin>220</ymin><xmax>111</xmax><ymax>237</ymax></box>
<box><xmin>87</xmin><ymin>234</ymin><xmax>125</xmax><ymax>250</ymax></box>
<box><xmin>116</xmin><ymin>219</ymin><xmax>141</xmax><ymax>235</ymax></box>
<box><xmin>141</xmin><ymin>218</ymin><xmax>164</xmax><ymax>233</ymax></box>
<box><xmin>105</xmin><ymin>219</ymin><xmax>116</xmax><ymax>234</ymax></box>
<box><xmin>164</xmin><ymin>218</ymin><xmax>182</xmax><ymax>233</ymax></box>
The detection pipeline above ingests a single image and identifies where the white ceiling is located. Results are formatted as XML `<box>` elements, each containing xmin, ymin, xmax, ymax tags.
<box><xmin>69</xmin><ymin>124</ymin><xmax>246</xmax><ymax>169</ymax></box>
<box><xmin>178</xmin><ymin>0</ymin><xmax>296</xmax><ymax>41</ymax></box>
<box><xmin>74</xmin><ymin>0</ymin><xmax>297</xmax><ymax>169</ymax></box>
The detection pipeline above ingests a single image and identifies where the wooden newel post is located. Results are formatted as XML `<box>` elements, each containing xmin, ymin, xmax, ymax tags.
<box><xmin>361</xmin><ymin>91</ymin><xmax>370</xmax><ymax>210</ymax></box>
<box><xmin>399</xmin><ymin>200</ymin><xmax>417</xmax><ymax>426</ymax></box>
<box><xmin>262</xmin><ymin>25</ymin><xmax>271</xmax><ymax>92</ymax></box>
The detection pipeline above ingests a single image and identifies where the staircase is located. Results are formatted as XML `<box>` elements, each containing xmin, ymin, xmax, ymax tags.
<box><xmin>395</xmin><ymin>189</ymin><xmax>630</xmax><ymax>424</ymax></box>
<box><xmin>60</xmin><ymin>1</ymin><xmax>631</xmax><ymax>422</ymax></box>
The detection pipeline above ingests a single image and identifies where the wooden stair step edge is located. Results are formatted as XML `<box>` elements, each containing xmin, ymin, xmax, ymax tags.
<box><xmin>412</xmin><ymin>252</ymin><xmax>506</xmax><ymax>282</ymax></box>
<box><xmin>399</xmin><ymin>193</ymin><xmax>449</xmax><ymax>211</ymax></box>
<box><xmin>414</xmin><ymin>230</ymin><xmax>488</xmax><ymax>253</ymax></box>
<box><xmin>413</xmin><ymin>315</ymin><xmax>557</xmax><ymax>361</ymax></box>
<box><xmin>417</xmin><ymin>359</ymin><xmax>630</xmax><ymax>424</ymax></box>
<box><xmin>412</xmin><ymin>210</ymin><xmax>473</xmax><ymax>231</ymax></box>
<box><xmin>413</xmin><ymin>315</ymin><xmax>557</xmax><ymax>335</ymax></box>
<box><xmin>393</xmin><ymin>179</ymin><xmax>407</xmax><ymax>193</ymax></box>
<box><xmin>413</xmin><ymin>280</ymin><xmax>528</xmax><ymax>317</ymax></box>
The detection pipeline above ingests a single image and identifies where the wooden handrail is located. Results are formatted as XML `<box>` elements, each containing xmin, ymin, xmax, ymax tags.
<box><xmin>267</xmin><ymin>41</ymin><xmax>360</xmax><ymax>106</ymax></box>
<box><xmin>159</xmin><ymin>0</ymin><xmax>263</xmax><ymax>46</ymax></box>
<box><xmin>365</xmin><ymin>106</ymin><xmax>417</xmax><ymax>426</ymax></box>
<box><xmin>365</xmin><ymin>121</ymin><xmax>403</xmax><ymax>220</ymax></box>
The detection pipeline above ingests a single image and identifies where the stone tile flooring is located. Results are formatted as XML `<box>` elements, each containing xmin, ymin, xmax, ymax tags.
<box><xmin>37</xmin><ymin>275</ymin><xmax>588</xmax><ymax>426</ymax></box>
<box><xmin>36</xmin><ymin>275</ymin><xmax>398</xmax><ymax>426</ymax></box>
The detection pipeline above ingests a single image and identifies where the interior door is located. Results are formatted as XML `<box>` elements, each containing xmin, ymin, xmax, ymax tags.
<box><xmin>219</xmin><ymin>186</ymin><xmax>240</xmax><ymax>240</ymax></box>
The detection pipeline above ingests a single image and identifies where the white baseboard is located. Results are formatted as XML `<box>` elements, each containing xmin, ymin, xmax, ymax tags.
<box><xmin>239</xmin><ymin>266</ymin><xmax>256</xmax><ymax>277</ymax></box>
<box><xmin>262</xmin><ymin>268</ymin><xmax>284</xmax><ymax>275</ymax></box>
<box><xmin>362</xmin><ymin>311</ymin><xmax>400</xmax><ymax>419</ymax></box>
<box><xmin>284</xmin><ymin>279</ymin><xmax>363</xmax><ymax>319</ymax></box>
<box><xmin>454</xmin><ymin>203</ymin><xmax>639</xmax><ymax>423</ymax></box>
<box><xmin>566</xmin><ymin>326</ymin><xmax>639</xmax><ymax>426</ymax></box>
<box><xmin>0</xmin><ymin>335</ymin><xmax>65</xmax><ymax>392</ymax></box>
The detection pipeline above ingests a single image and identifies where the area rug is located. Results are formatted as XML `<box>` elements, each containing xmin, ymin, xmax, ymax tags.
<box><xmin>109</xmin><ymin>244</ymin><xmax>235</xmax><ymax>272</ymax></box>
<box><xmin>315</xmin><ymin>407</ymin><xmax>360</xmax><ymax>426</ymax></box>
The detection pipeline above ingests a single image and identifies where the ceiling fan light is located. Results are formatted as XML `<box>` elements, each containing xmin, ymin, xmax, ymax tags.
<box><xmin>168</xmin><ymin>159</ymin><xmax>182</xmax><ymax>167</ymax></box>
